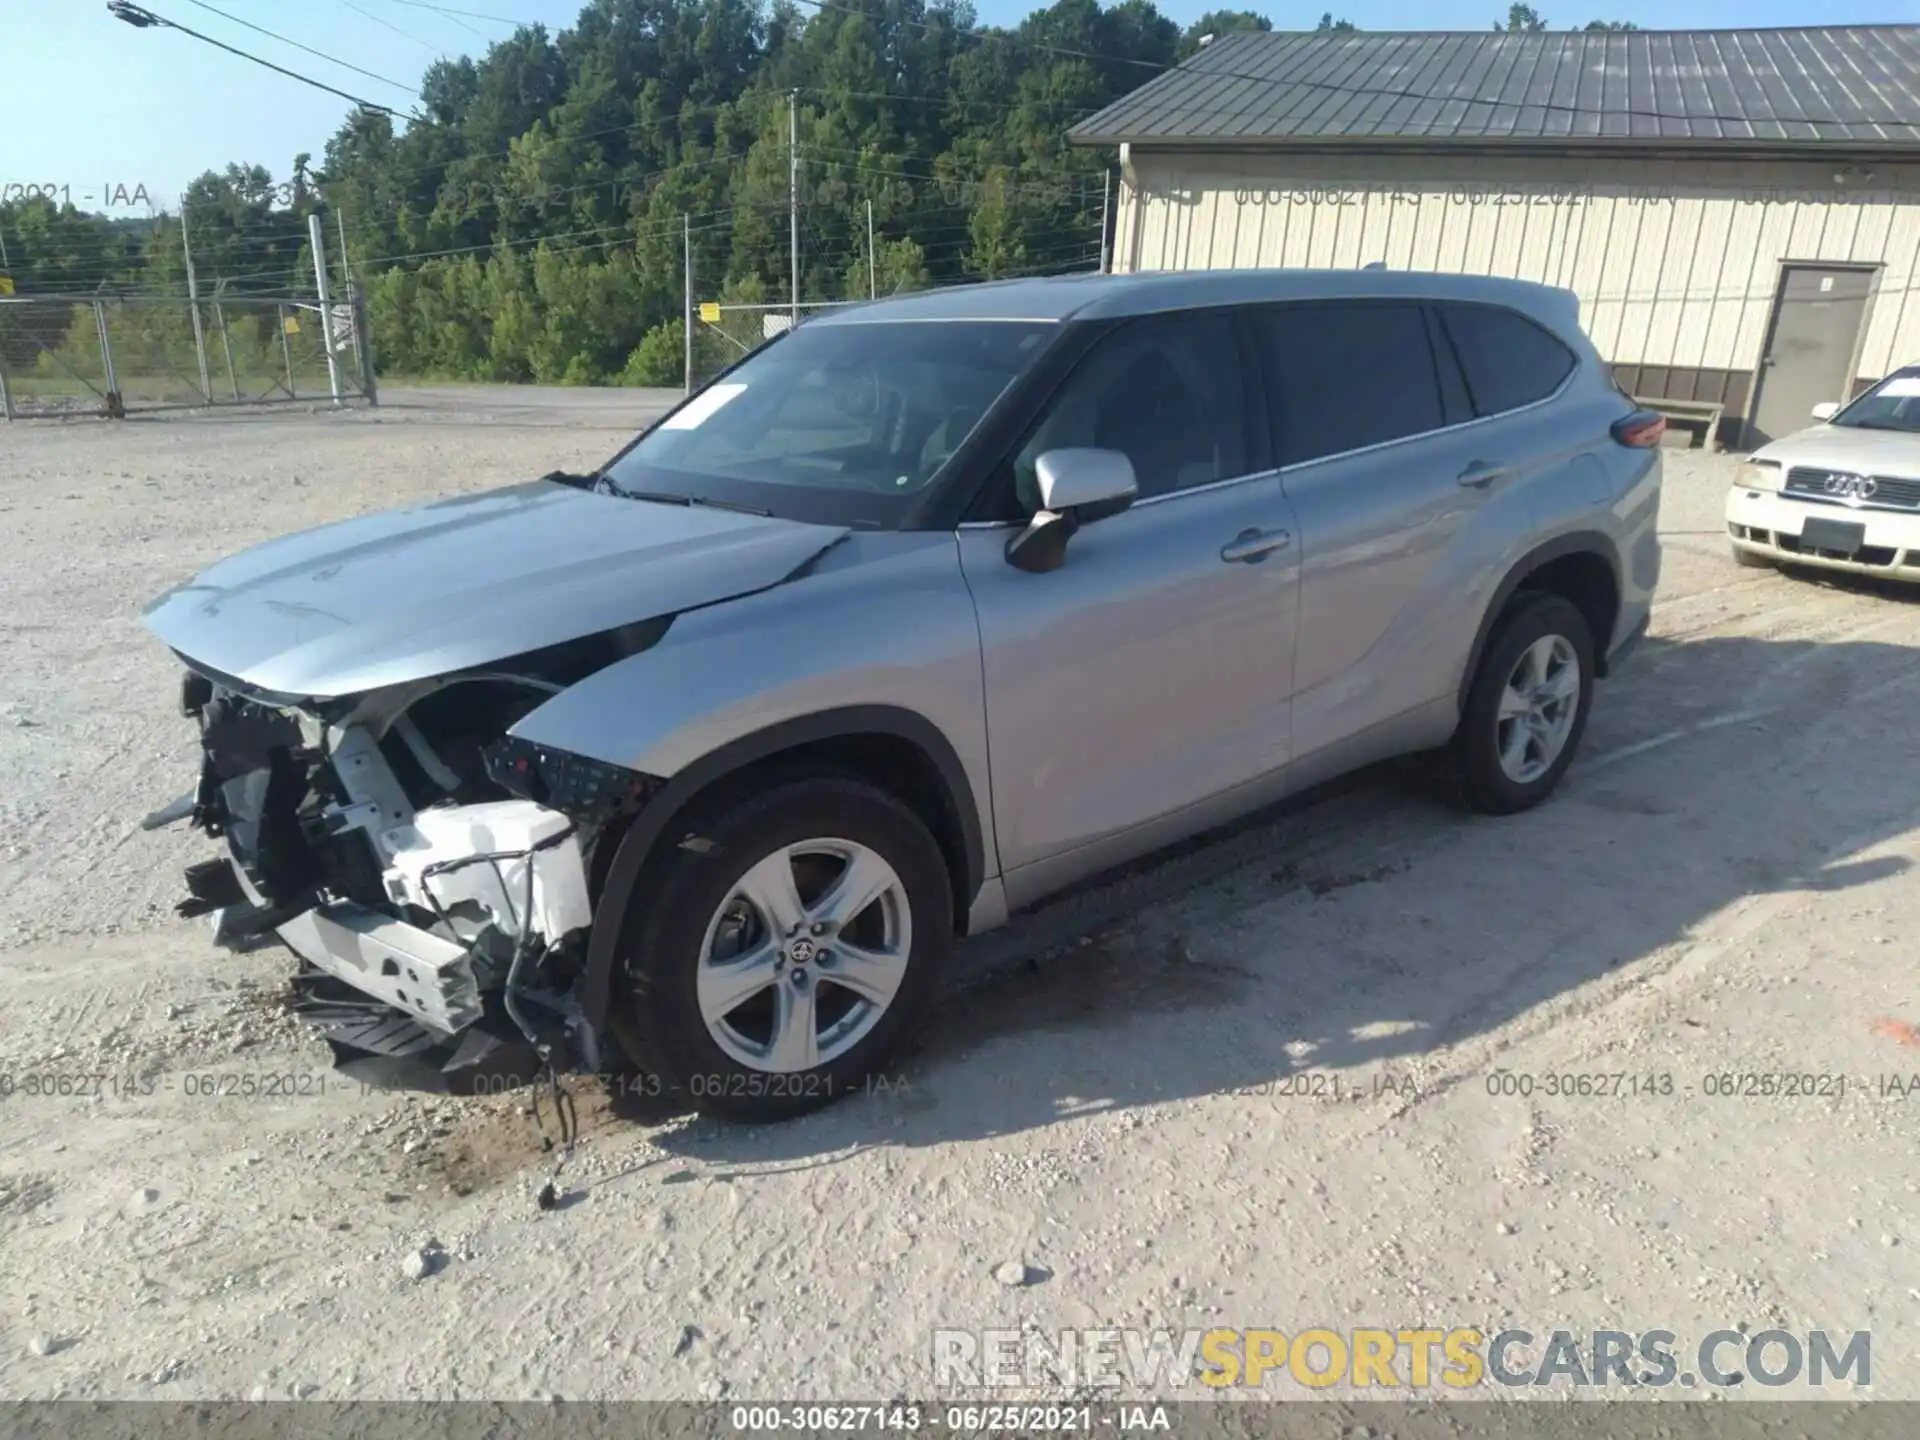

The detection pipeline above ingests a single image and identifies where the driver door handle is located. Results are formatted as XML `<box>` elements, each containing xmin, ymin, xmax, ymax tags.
<box><xmin>1457</xmin><ymin>459</ymin><xmax>1505</xmax><ymax>489</ymax></box>
<box><xmin>1221</xmin><ymin>527</ymin><xmax>1291</xmax><ymax>564</ymax></box>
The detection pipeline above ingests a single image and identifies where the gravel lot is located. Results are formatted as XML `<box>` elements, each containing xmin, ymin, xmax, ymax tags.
<box><xmin>0</xmin><ymin>391</ymin><xmax>1917</xmax><ymax>1403</ymax></box>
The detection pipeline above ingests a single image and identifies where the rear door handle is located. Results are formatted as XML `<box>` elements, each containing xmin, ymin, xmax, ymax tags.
<box><xmin>1457</xmin><ymin>460</ymin><xmax>1505</xmax><ymax>489</ymax></box>
<box><xmin>1221</xmin><ymin>527</ymin><xmax>1291</xmax><ymax>564</ymax></box>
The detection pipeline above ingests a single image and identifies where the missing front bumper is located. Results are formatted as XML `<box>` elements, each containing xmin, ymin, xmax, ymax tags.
<box><xmin>275</xmin><ymin>901</ymin><xmax>484</xmax><ymax>1035</ymax></box>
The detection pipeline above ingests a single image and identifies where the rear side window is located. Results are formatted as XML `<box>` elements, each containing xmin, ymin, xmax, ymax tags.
<box><xmin>1437</xmin><ymin>303</ymin><xmax>1577</xmax><ymax>416</ymax></box>
<box><xmin>1255</xmin><ymin>303</ymin><xmax>1446</xmax><ymax>466</ymax></box>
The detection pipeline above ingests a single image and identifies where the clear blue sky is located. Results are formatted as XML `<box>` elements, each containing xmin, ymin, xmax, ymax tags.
<box><xmin>5</xmin><ymin>0</ymin><xmax>1915</xmax><ymax>209</ymax></box>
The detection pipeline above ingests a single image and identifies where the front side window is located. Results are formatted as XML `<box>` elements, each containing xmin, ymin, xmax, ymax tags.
<box><xmin>1008</xmin><ymin>311</ymin><xmax>1250</xmax><ymax>511</ymax></box>
<box><xmin>1257</xmin><ymin>302</ymin><xmax>1445</xmax><ymax>466</ymax></box>
<box><xmin>604</xmin><ymin>319</ymin><xmax>1054</xmax><ymax>526</ymax></box>
<box><xmin>1830</xmin><ymin>366</ymin><xmax>1920</xmax><ymax>434</ymax></box>
<box><xmin>1438</xmin><ymin>302</ymin><xmax>1577</xmax><ymax>416</ymax></box>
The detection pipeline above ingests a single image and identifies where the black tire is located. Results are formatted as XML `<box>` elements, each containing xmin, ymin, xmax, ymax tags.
<box><xmin>612</xmin><ymin>776</ymin><xmax>952</xmax><ymax>1122</ymax></box>
<box><xmin>1731</xmin><ymin>544</ymin><xmax>1774</xmax><ymax>570</ymax></box>
<box><xmin>1446</xmin><ymin>592</ymin><xmax>1596</xmax><ymax>816</ymax></box>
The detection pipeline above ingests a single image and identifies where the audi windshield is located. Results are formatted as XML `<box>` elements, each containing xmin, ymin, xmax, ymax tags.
<box><xmin>1830</xmin><ymin>366</ymin><xmax>1920</xmax><ymax>435</ymax></box>
<box><xmin>600</xmin><ymin>319</ymin><xmax>1057</xmax><ymax>527</ymax></box>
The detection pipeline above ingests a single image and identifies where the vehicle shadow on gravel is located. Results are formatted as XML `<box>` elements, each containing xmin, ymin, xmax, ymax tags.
<box><xmin>615</xmin><ymin>628</ymin><xmax>1920</xmax><ymax>1164</ymax></box>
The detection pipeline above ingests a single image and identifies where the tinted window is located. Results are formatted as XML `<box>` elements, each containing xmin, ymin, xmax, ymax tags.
<box><xmin>1012</xmin><ymin>311</ymin><xmax>1249</xmax><ymax>508</ymax></box>
<box><xmin>605</xmin><ymin>320</ymin><xmax>1053</xmax><ymax>527</ymax></box>
<box><xmin>1257</xmin><ymin>303</ymin><xmax>1445</xmax><ymax>465</ymax></box>
<box><xmin>1439</xmin><ymin>303</ymin><xmax>1576</xmax><ymax>416</ymax></box>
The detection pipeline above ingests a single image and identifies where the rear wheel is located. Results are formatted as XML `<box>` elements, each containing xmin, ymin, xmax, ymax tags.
<box><xmin>1446</xmin><ymin>593</ymin><xmax>1595</xmax><ymax>815</ymax></box>
<box><xmin>613</xmin><ymin>776</ymin><xmax>951</xmax><ymax>1122</ymax></box>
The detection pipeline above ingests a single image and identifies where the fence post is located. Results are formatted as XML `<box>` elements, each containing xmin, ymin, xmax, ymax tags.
<box><xmin>0</xmin><ymin>333</ymin><xmax>13</xmax><ymax>423</ymax></box>
<box><xmin>1099</xmin><ymin>168</ymin><xmax>1114</xmax><ymax>275</ymax></box>
<box><xmin>276</xmin><ymin>302</ymin><xmax>296</xmax><ymax>400</ymax></box>
<box><xmin>212</xmin><ymin>291</ymin><xmax>240</xmax><ymax>402</ymax></box>
<box><xmin>92</xmin><ymin>301</ymin><xmax>123</xmax><ymax>419</ymax></box>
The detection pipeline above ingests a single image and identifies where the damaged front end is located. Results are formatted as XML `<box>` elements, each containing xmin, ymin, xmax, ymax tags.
<box><xmin>149</xmin><ymin>663</ymin><xmax>655</xmax><ymax>1089</ymax></box>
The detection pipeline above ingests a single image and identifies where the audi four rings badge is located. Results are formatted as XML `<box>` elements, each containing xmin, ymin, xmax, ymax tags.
<box><xmin>1824</xmin><ymin>474</ymin><xmax>1879</xmax><ymax>502</ymax></box>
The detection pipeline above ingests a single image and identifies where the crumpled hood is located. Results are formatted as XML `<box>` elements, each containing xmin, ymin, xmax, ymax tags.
<box><xmin>1754</xmin><ymin>423</ymin><xmax>1920</xmax><ymax>474</ymax></box>
<box><xmin>142</xmin><ymin>480</ymin><xmax>845</xmax><ymax>698</ymax></box>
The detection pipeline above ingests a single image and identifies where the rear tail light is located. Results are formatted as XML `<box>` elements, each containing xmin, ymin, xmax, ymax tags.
<box><xmin>1611</xmin><ymin>410</ymin><xmax>1666</xmax><ymax>448</ymax></box>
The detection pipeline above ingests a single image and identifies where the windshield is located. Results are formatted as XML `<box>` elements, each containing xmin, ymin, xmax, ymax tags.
<box><xmin>602</xmin><ymin>319</ymin><xmax>1055</xmax><ymax>526</ymax></box>
<box><xmin>1831</xmin><ymin>368</ymin><xmax>1920</xmax><ymax>434</ymax></box>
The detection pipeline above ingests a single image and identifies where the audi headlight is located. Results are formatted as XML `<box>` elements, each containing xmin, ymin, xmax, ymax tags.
<box><xmin>1736</xmin><ymin>459</ymin><xmax>1782</xmax><ymax>492</ymax></box>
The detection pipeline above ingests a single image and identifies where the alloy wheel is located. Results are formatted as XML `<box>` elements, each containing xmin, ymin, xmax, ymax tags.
<box><xmin>1495</xmin><ymin>634</ymin><xmax>1581</xmax><ymax>785</ymax></box>
<box><xmin>695</xmin><ymin>838</ymin><xmax>913</xmax><ymax>1072</ymax></box>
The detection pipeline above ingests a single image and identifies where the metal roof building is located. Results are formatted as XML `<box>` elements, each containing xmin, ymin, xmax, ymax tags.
<box><xmin>1074</xmin><ymin>27</ymin><xmax>1920</xmax><ymax>445</ymax></box>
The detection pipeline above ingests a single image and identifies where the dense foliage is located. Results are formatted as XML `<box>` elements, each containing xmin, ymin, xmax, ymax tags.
<box><xmin>0</xmin><ymin>3</ymin><xmax>1629</xmax><ymax>384</ymax></box>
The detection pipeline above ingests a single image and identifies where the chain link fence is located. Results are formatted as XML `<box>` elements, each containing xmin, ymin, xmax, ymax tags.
<box><xmin>0</xmin><ymin>293</ymin><xmax>375</xmax><ymax>420</ymax></box>
<box><xmin>690</xmin><ymin>301</ymin><xmax>859</xmax><ymax>391</ymax></box>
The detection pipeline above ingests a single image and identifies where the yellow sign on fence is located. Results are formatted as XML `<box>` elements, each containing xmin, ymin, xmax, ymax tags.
<box><xmin>698</xmin><ymin>301</ymin><xmax>721</xmax><ymax>324</ymax></box>
<box><xmin>0</xmin><ymin>275</ymin><xmax>14</xmax><ymax>297</ymax></box>
<box><xmin>283</xmin><ymin>315</ymin><xmax>300</xmax><ymax>334</ymax></box>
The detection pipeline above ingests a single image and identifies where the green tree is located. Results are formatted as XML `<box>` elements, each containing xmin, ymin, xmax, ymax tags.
<box><xmin>68</xmin><ymin>0</ymin><xmax>1326</xmax><ymax>382</ymax></box>
<box><xmin>1497</xmin><ymin>3</ymin><xmax>1547</xmax><ymax>29</ymax></box>
<box><xmin>846</xmin><ymin>234</ymin><xmax>930</xmax><ymax>297</ymax></box>
<box><xmin>621</xmin><ymin>318</ymin><xmax>686</xmax><ymax>385</ymax></box>
<box><xmin>1316</xmin><ymin>13</ymin><xmax>1358</xmax><ymax>31</ymax></box>
<box><xmin>964</xmin><ymin>173</ymin><xmax>1028</xmax><ymax>280</ymax></box>
<box><xmin>1177</xmin><ymin>11</ymin><xmax>1271</xmax><ymax>61</ymax></box>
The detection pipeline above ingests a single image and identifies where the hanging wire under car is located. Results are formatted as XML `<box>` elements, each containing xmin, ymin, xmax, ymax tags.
<box><xmin>414</xmin><ymin>824</ymin><xmax>584</xmax><ymax>1208</ymax></box>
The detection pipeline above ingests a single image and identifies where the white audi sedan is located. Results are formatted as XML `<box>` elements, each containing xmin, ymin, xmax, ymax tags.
<box><xmin>1727</xmin><ymin>366</ymin><xmax>1920</xmax><ymax>582</ymax></box>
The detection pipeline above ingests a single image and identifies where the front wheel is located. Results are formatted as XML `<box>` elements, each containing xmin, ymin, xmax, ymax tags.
<box><xmin>613</xmin><ymin>777</ymin><xmax>952</xmax><ymax>1122</ymax></box>
<box><xmin>1446</xmin><ymin>593</ymin><xmax>1595</xmax><ymax>815</ymax></box>
<box><xmin>1731</xmin><ymin>544</ymin><xmax>1774</xmax><ymax>570</ymax></box>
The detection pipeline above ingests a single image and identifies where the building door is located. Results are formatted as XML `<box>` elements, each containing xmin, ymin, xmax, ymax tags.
<box><xmin>1748</xmin><ymin>265</ymin><xmax>1875</xmax><ymax>445</ymax></box>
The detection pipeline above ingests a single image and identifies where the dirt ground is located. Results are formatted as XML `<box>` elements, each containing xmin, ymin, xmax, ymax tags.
<box><xmin>0</xmin><ymin>391</ymin><xmax>1916</xmax><ymax>1404</ymax></box>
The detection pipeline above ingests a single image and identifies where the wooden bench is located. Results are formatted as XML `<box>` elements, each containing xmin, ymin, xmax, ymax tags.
<box><xmin>1632</xmin><ymin>395</ymin><xmax>1724</xmax><ymax>449</ymax></box>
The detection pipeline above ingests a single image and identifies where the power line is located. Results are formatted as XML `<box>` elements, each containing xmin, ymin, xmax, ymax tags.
<box><xmin>338</xmin><ymin>0</ymin><xmax>445</xmax><ymax>56</ymax></box>
<box><xmin>177</xmin><ymin>0</ymin><xmax>420</xmax><ymax>98</ymax></box>
<box><xmin>382</xmin><ymin>0</ymin><xmax>528</xmax><ymax>30</ymax></box>
<box><xmin>105</xmin><ymin>3</ymin><xmax>403</xmax><ymax>115</ymax></box>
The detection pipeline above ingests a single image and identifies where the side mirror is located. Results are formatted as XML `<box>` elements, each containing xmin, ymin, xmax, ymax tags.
<box><xmin>1005</xmin><ymin>449</ymin><xmax>1138</xmax><ymax>575</ymax></box>
<box><xmin>1811</xmin><ymin>401</ymin><xmax>1840</xmax><ymax>422</ymax></box>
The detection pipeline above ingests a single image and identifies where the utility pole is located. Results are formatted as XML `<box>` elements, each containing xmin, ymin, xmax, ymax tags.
<box><xmin>308</xmin><ymin>212</ymin><xmax>343</xmax><ymax>406</ymax></box>
<box><xmin>866</xmin><ymin>199</ymin><xmax>876</xmax><ymax>300</ymax></box>
<box><xmin>332</xmin><ymin>207</ymin><xmax>376</xmax><ymax>405</ymax></box>
<box><xmin>788</xmin><ymin>89</ymin><xmax>800</xmax><ymax>329</ymax></box>
<box><xmin>682</xmin><ymin>212</ymin><xmax>693</xmax><ymax>396</ymax></box>
<box><xmin>180</xmin><ymin>205</ymin><xmax>214</xmax><ymax>402</ymax></box>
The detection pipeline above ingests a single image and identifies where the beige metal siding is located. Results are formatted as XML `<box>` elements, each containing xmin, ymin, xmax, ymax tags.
<box><xmin>1113</xmin><ymin>152</ymin><xmax>1920</xmax><ymax>389</ymax></box>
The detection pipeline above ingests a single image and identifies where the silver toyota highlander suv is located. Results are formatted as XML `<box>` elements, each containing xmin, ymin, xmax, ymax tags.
<box><xmin>141</xmin><ymin>269</ymin><xmax>1664</xmax><ymax>1120</ymax></box>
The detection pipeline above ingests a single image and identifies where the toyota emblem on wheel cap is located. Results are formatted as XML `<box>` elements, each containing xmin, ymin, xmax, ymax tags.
<box><xmin>1824</xmin><ymin>473</ymin><xmax>1878</xmax><ymax>503</ymax></box>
